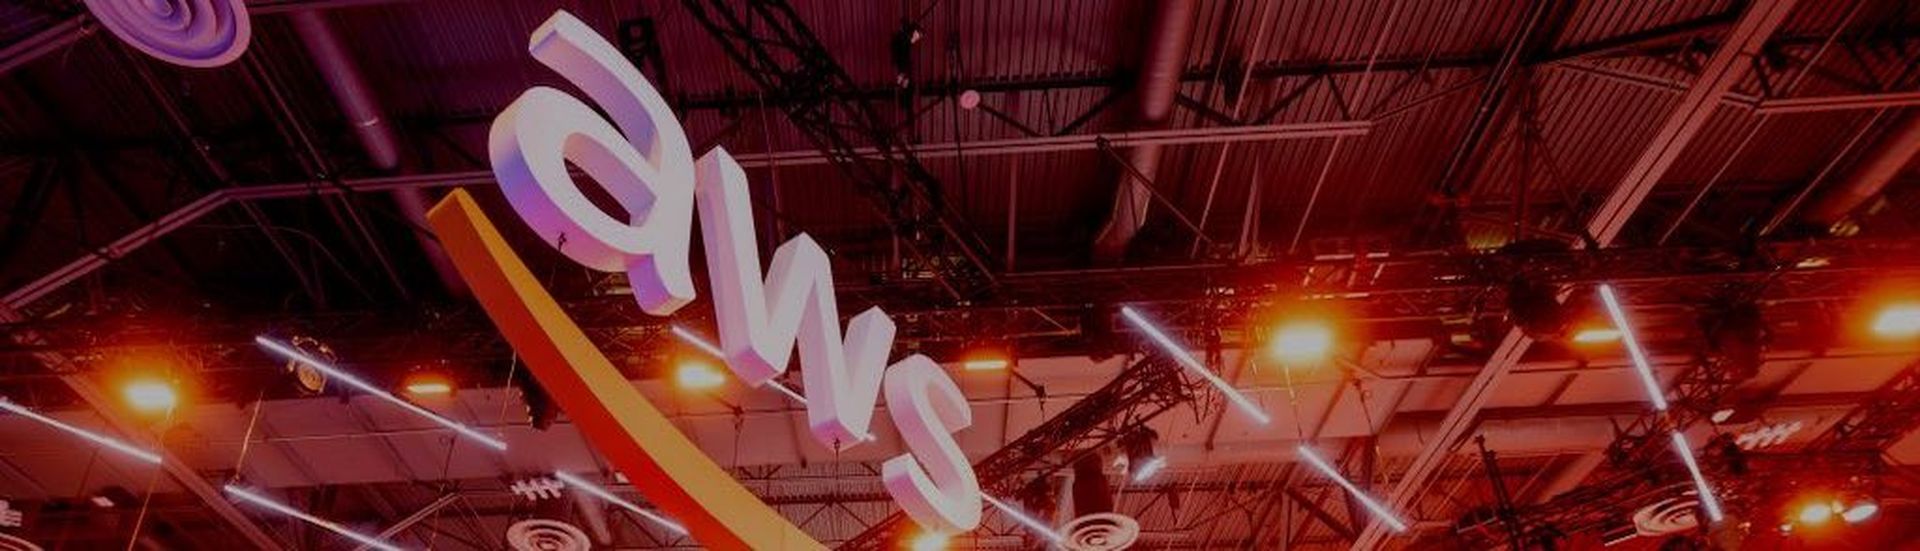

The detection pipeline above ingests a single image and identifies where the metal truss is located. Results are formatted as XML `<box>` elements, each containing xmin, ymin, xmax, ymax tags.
<box><xmin>677</xmin><ymin>0</ymin><xmax>996</xmax><ymax>301</ymax></box>
<box><xmin>7</xmin><ymin>237</ymin><xmax>1920</xmax><ymax>383</ymax></box>
<box><xmin>1470</xmin><ymin>359</ymin><xmax>1920</xmax><ymax>547</ymax></box>
<box><xmin>836</xmin><ymin>351</ymin><xmax>1200</xmax><ymax>550</ymax></box>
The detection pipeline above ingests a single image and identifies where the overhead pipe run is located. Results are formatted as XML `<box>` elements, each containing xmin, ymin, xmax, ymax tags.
<box><xmin>1799</xmin><ymin>110</ymin><xmax>1920</xmax><ymax>230</ymax></box>
<box><xmin>1091</xmin><ymin>0</ymin><xmax>1199</xmax><ymax>264</ymax></box>
<box><xmin>289</xmin><ymin>10</ymin><xmax>468</xmax><ymax>297</ymax></box>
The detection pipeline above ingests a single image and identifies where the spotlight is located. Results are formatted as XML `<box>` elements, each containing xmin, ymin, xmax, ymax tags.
<box><xmin>674</xmin><ymin>361</ymin><xmax>727</xmax><ymax>391</ymax></box>
<box><xmin>121</xmin><ymin>377</ymin><xmax>178</xmax><ymax>414</ymax></box>
<box><xmin>1841</xmin><ymin>500</ymin><xmax>1879</xmax><ymax>523</ymax></box>
<box><xmin>402</xmin><ymin>370</ymin><xmax>454</xmax><ymax>398</ymax></box>
<box><xmin>1796</xmin><ymin>501</ymin><xmax>1834</xmax><ymax>526</ymax></box>
<box><xmin>908</xmin><ymin>530</ymin><xmax>949</xmax><ymax>551</ymax></box>
<box><xmin>1570</xmin><ymin>327</ymin><xmax>1621</xmax><ymax>344</ymax></box>
<box><xmin>1268</xmin><ymin>321</ymin><xmax>1334</xmax><ymax>364</ymax></box>
<box><xmin>962</xmin><ymin>357</ymin><xmax>1009</xmax><ymax>371</ymax></box>
<box><xmin>1871</xmin><ymin>302</ymin><xmax>1920</xmax><ymax>339</ymax></box>
<box><xmin>1507</xmin><ymin>278</ymin><xmax>1570</xmax><ymax>341</ymax></box>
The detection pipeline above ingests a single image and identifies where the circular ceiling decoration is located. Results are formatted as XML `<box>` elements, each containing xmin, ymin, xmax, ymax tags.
<box><xmin>505</xmin><ymin>518</ymin><xmax>591</xmax><ymax>551</ymax></box>
<box><xmin>81</xmin><ymin>0</ymin><xmax>252</xmax><ymax>68</ymax></box>
<box><xmin>0</xmin><ymin>533</ymin><xmax>43</xmax><ymax>551</ymax></box>
<box><xmin>1632</xmin><ymin>488</ymin><xmax>1701</xmax><ymax>537</ymax></box>
<box><xmin>1061</xmin><ymin>512</ymin><xmax>1140</xmax><ymax>551</ymax></box>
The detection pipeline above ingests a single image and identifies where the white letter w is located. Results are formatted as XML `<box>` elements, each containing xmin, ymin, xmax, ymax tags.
<box><xmin>694</xmin><ymin>147</ymin><xmax>894</xmax><ymax>447</ymax></box>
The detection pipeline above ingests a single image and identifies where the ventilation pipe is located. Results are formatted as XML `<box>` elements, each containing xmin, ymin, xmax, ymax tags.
<box><xmin>1091</xmin><ymin>0</ymin><xmax>1198</xmax><ymax>264</ymax></box>
<box><xmin>290</xmin><ymin>10</ymin><xmax>467</xmax><ymax>296</ymax></box>
<box><xmin>1800</xmin><ymin>111</ymin><xmax>1920</xmax><ymax>229</ymax></box>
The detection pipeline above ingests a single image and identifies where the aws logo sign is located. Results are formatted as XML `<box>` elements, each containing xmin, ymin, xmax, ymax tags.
<box><xmin>425</xmin><ymin>10</ymin><xmax>979</xmax><ymax>549</ymax></box>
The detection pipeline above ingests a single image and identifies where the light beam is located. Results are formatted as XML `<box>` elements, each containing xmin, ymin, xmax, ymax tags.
<box><xmin>670</xmin><ymin>325</ymin><xmax>807</xmax><ymax>405</ymax></box>
<box><xmin>0</xmin><ymin>398</ymin><xmax>163</xmax><ymax>465</ymax></box>
<box><xmin>1297</xmin><ymin>445</ymin><xmax>1408</xmax><ymax>533</ymax></box>
<box><xmin>1668</xmin><ymin>431</ymin><xmax>1724</xmax><ymax>523</ymax></box>
<box><xmin>1597</xmin><ymin>285</ymin><xmax>1669</xmax><ymax>410</ymax></box>
<box><xmin>553</xmin><ymin>470</ymin><xmax>689</xmax><ymax>535</ymax></box>
<box><xmin>255</xmin><ymin>336</ymin><xmax>508</xmax><ymax>451</ymax></box>
<box><xmin>982</xmin><ymin>494</ymin><xmax>1063</xmax><ymax>543</ymax></box>
<box><xmin>1120</xmin><ymin>307</ymin><xmax>1272</xmax><ymax>424</ymax></box>
<box><xmin>224</xmin><ymin>485</ymin><xmax>404</xmax><ymax>551</ymax></box>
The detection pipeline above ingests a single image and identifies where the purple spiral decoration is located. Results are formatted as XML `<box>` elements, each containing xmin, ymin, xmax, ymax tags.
<box><xmin>82</xmin><ymin>0</ymin><xmax>251</xmax><ymax>68</ymax></box>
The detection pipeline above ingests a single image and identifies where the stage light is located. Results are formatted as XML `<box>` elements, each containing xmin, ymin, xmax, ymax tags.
<box><xmin>1842</xmin><ymin>500</ymin><xmax>1879</xmax><ymax>523</ymax></box>
<box><xmin>1570</xmin><ymin>327</ymin><xmax>1621</xmax><ymax>344</ymax></box>
<box><xmin>669</xmin><ymin>325</ymin><xmax>807</xmax><ymax>405</ymax></box>
<box><xmin>1796</xmin><ymin>500</ymin><xmax>1834</xmax><ymax>526</ymax></box>
<box><xmin>401</xmin><ymin>371</ymin><xmax>454</xmax><ymax>398</ymax></box>
<box><xmin>121</xmin><ymin>378</ymin><xmax>178</xmax><ymax>414</ymax></box>
<box><xmin>962</xmin><ymin>358</ymin><xmax>1008</xmax><ymax>371</ymax></box>
<box><xmin>0</xmin><ymin>398</ymin><xmax>162</xmax><ymax>464</ymax></box>
<box><xmin>1670</xmin><ymin>431</ymin><xmax>1724</xmax><ymax>523</ymax></box>
<box><xmin>674</xmin><ymin>361</ymin><xmax>727</xmax><ymax>391</ymax></box>
<box><xmin>1297</xmin><ymin>445</ymin><xmax>1407</xmax><ymax>533</ymax></box>
<box><xmin>908</xmin><ymin>530</ymin><xmax>949</xmax><ymax>551</ymax></box>
<box><xmin>224</xmin><ymin>485</ymin><xmax>403</xmax><ymax>551</ymax></box>
<box><xmin>1598</xmin><ymin>285</ymin><xmax>1669</xmax><ymax>411</ymax></box>
<box><xmin>1871</xmin><ymin>302</ymin><xmax>1920</xmax><ymax>338</ymax></box>
<box><xmin>1268</xmin><ymin>321</ymin><xmax>1334</xmax><ymax>363</ymax></box>
<box><xmin>1120</xmin><ymin>306</ymin><xmax>1272</xmax><ymax>424</ymax></box>
<box><xmin>553</xmin><ymin>471</ymin><xmax>687</xmax><ymax>535</ymax></box>
<box><xmin>983</xmin><ymin>494</ymin><xmax>1064</xmax><ymax>543</ymax></box>
<box><xmin>256</xmin><ymin>336</ymin><xmax>507</xmax><ymax>451</ymax></box>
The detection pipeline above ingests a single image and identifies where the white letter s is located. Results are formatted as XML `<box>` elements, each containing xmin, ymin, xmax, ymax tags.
<box><xmin>882</xmin><ymin>356</ymin><xmax>982</xmax><ymax>531</ymax></box>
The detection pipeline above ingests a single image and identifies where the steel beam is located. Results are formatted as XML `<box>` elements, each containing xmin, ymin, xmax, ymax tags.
<box><xmin>0</xmin><ymin>17</ymin><xmax>91</xmax><ymax>76</ymax></box>
<box><xmin>2</xmin><ymin>120</ymin><xmax>1366</xmax><ymax>315</ymax></box>
<box><xmin>1348</xmin><ymin>1</ymin><xmax>1801</xmax><ymax>548</ymax></box>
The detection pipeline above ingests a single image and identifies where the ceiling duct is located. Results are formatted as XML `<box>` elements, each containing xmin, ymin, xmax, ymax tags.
<box><xmin>1091</xmin><ymin>0</ymin><xmax>1198</xmax><ymax>264</ymax></box>
<box><xmin>289</xmin><ymin>10</ymin><xmax>467</xmax><ymax>297</ymax></box>
<box><xmin>1800</xmin><ymin>111</ymin><xmax>1920</xmax><ymax>230</ymax></box>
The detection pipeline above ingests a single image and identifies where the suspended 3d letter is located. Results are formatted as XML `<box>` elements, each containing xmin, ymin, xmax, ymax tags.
<box><xmin>489</xmin><ymin>11</ymin><xmax>697</xmax><ymax>315</ymax></box>
<box><xmin>695</xmin><ymin>148</ymin><xmax>893</xmax><ymax>446</ymax></box>
<box><xmin>882</xmin><ymin>356</ymin><xmax>983</xmax><ymax>531</ymax></box>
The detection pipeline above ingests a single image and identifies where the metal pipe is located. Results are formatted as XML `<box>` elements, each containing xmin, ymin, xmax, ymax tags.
<box><xmin>1092</xmin><ymin>0</ymin><xmax>1199</xmax><ymax>264</ymax></box>
<box><xmin>289</xmin><ymin>10</ymin><xmax>467</xmax><ymax>296</ymax></box>
<box><xmin>1799</xmin><ymin>111</ymin><xmax>1920</xmax><ymax>228</ymax></box>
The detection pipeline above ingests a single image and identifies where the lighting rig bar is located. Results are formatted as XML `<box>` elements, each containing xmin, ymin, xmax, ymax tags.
<box><xmin>837</xmin><ymin>351</ymin><xmax>1198</xmax><ymax>550</ymax></box>
<box><xmin>1481</xmin><ymin>362</ymin><xmax>1920</xmax><ymax>545</ymax></box>
<box><xmin>9</xmin><ymin>238</ymin><xmax>1917</xmax><ymax>374</ymax></box>
<box><xmin>678</xmin><ymin>0</ymin><xmax>997</xmax><ymax>301</ymax></box>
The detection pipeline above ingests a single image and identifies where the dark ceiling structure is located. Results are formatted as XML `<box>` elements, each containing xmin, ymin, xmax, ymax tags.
<box><xmin>3</xmin><ymin>0</ymin><xmax>1920</xmax><ymax>549</ymax></box>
